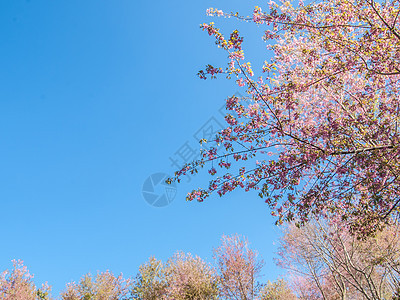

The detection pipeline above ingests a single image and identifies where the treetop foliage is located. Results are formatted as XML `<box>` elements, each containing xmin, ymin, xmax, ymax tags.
<box><xmin>169</xmin><ymin>0</ymin><xmax>400</xmax><ymax>236</ymax></box>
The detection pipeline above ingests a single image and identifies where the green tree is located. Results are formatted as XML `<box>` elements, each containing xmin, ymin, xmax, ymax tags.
<box><xmin>259</xmin><ymin>279</ymin><xmax>297</xmax><ymax>300</ymax></box>
<box><xmin>60</xmin><ymin>270</ymin><xmax>130</xmax><ymax>300</ymax></box>
<box><xmin>131</xmin><ymin>257</ymin><xmax>167</xmax><ymax>300</ymax></box>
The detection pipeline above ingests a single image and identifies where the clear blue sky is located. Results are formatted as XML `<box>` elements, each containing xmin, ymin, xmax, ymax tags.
<box><xmin>0</xmin><ymin>0</ymin><xmax>281</xmax><ymax>295</ymax></box>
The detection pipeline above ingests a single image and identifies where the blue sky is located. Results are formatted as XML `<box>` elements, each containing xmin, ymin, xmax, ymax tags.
<box><xmin>0</xmin><ymin>0</ymin><xmax>281</xmax><ymax>295</ymax></box>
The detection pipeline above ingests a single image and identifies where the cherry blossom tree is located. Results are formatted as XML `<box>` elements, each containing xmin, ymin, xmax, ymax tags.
<box><xmin>164</xmin><ymin>252</ymin><xmax>219</xmax><ymax>299</ymax></box>
<box><xmin>213</xmin><ymin>234</ymin><xmax>264</xmax><ymax>299</ymax></box>
<box><xmin>0</xmin><ymin>260</ymin><xmax>52</xmax><ymax>300</ymax></box>
<box><xmin>277</xmin><ymin>219</ymin><xmax>400</xmax><ymax>299</ymax></box>
<box><xmin>60</xmin><ymin>270</ymin><xmax>130</xmax><ymax>300</ymax></box>
<box><xmin>169</xmin><ymin>0</ymin><xmax>400</xmax><ymax>235</ymax></box>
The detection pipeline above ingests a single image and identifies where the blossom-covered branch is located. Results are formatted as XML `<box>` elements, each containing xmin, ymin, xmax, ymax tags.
<box><xmin>169</xmin><ymin>0</ymin><xmax>400</xmax><ymax>236</ymax></box>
